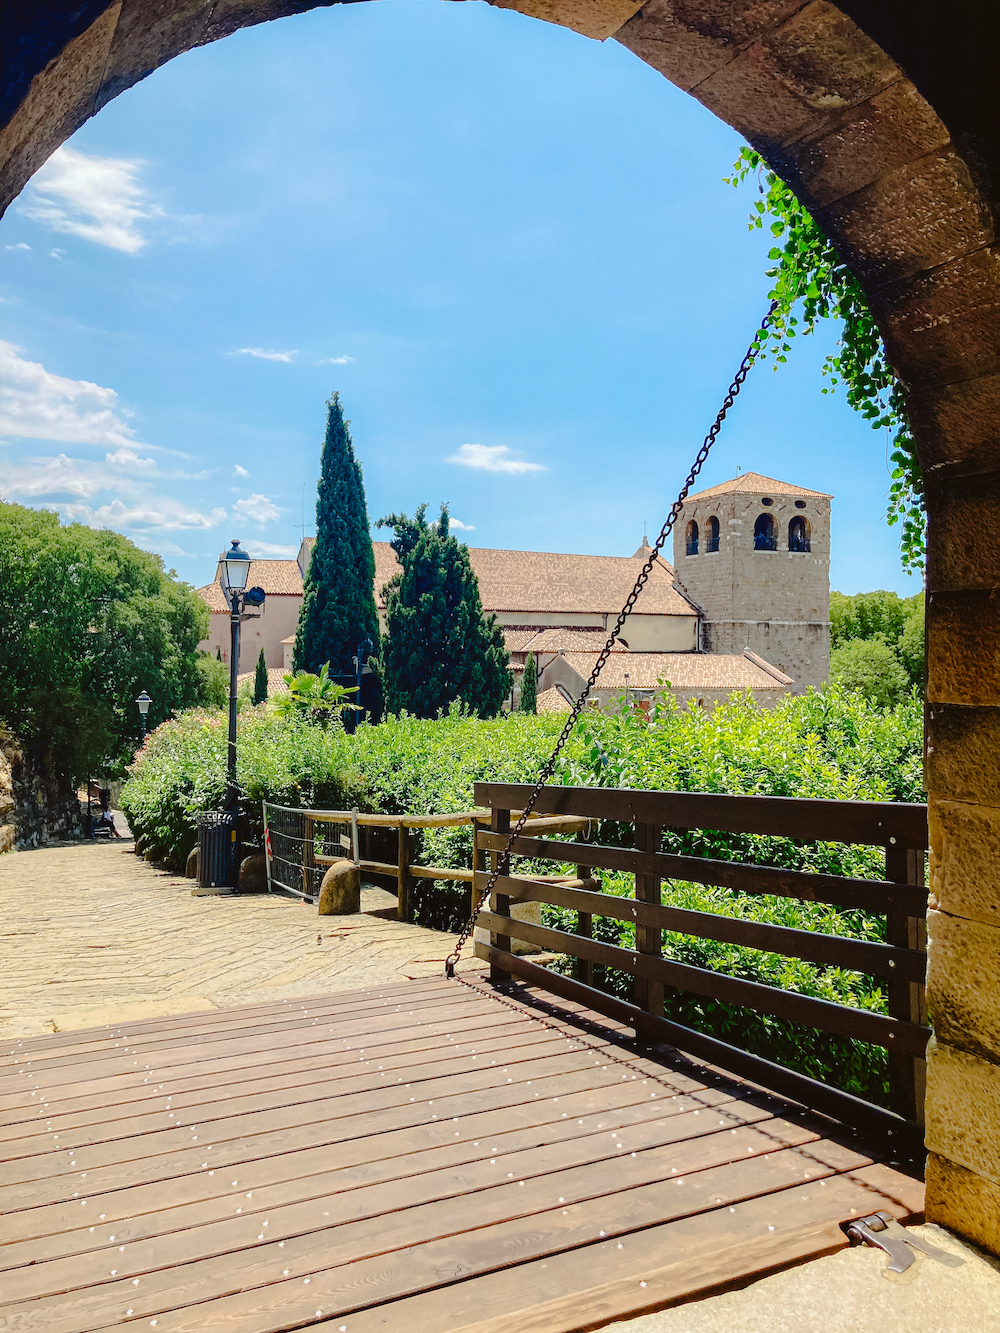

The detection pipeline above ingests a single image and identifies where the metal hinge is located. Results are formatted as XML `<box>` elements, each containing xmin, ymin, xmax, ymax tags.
<box><xmin>845</xmin><ymin>1212</ymin><xmax>965</xmax><ymax>1274</ymax></box>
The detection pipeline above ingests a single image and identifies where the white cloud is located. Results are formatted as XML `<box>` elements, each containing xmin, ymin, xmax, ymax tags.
<box><xmin>231</xmin><ymin>493</ymin><xmax>280</xmax><ymax>527</ymax></box>
<box><xmin>449</xmin><ymin>517</ymin><xmax>475</xmax><ymax>531</ymax></box>
<box><xmin>244</xmin><ymin>541</ymin><xmax>298</xmax><ymax>558</ymax></box>
<box><xmin>233</xmin><ymin>463</ymin><xmax>250</xmax><ymax>477</ymax></box>
<box><xmin>6</xmin><ymin>242</ymin><xmax>31</xmax><ymax>252</ymax></box>
<box><xmin>445</xmin><ymin>443</ymin><xmax>546</xmax><ymax>474</ymax></box>
<box><xmin>60</xmin><ymin>497</ymin><xmax>228</xmax><ymax>530</ymax></box>
<box><xmin>314</xmin><ymin>355</ymin><xmax>354</xmax><ymax>365</ymax></box>
<box><xmin>48</xmin><ymin>248</ymin><xmax>66</xmax><ymax>260</ymax></box>
<box><xmin>231</xmin><ymin>348</ymin><xmax>298</xmax><ymax>363</ymax></box>
<box><xmin>19</xmin><ymin>147</ymin><xmax>163</xmax><ymax>255</ymax></box>
<box><xmin>3</xmin><ymin>453</ymin><xmax>106</xmax><ymax>499</ymax></box>
<box><xmin>0</xmin><ymin>340</ymin><xmax>139</xmax><ymax>448</ymax></box>
<box><xmin>106</xmin><ymin>447</ymin><xmax>155</xmax><ymax>470</ymax></box>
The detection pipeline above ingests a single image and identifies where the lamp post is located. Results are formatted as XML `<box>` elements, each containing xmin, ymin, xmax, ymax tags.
<box><xmin>136</xmin><ymin>691</ymin><xmax>151</xmax><ymax>742</ymax></box>
<box><xmin>219</xmin><ymin>539</ymin><xmax>266</xmax><ymax>812</ymax></box>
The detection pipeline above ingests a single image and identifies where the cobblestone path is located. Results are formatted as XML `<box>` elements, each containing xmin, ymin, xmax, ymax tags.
<box><xmin>0</xmin><ymin>840</ymin><xmax>481</xmax><ymax>1038</ymax></box>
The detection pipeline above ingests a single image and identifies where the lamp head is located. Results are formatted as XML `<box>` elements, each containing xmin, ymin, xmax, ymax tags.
<box><xmin>221</xmin><ymin>539</ymin><xmax>251</xmax><ymax>593</ymax></box>
<box><xmin>136</xmin><ymin>691</ymin><xmax>151</xmax><ymax>716</ymax></box>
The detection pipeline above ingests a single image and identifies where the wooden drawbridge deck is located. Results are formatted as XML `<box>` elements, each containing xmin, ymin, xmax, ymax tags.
<box><xmin>0</xmin><ymin>975</ymin><xmax>923</xmax><ymax>1333</ymax></box>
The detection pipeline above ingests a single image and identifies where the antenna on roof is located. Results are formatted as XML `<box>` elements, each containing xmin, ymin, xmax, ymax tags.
<box><xmin>736</xmin><ymin>465</ymin><xmax>742</xmax><ymax>474</ymax></box>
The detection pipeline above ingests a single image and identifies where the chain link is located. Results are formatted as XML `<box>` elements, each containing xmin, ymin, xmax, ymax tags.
<box><xmin>444</xmin><ymin>301</ymin><xmax>779</xmax><ymax>979</ymax></box>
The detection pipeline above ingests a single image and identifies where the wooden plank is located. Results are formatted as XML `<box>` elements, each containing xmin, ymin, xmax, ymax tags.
<box><xmin>886</xmin><ymin>844</ymin><xmax>928</xmax><ymax>1125</ymax></box>
<box><xmin>478</xmin><ymin>910</ymin><xmax>930</xmax><ymax>1057</ymax></box>
<box><xmin>474</xmin><ymin>783</ymin><xmax>929</xmax><ymax>847</ymax></box>
<box><xmin>486</xmin><ymin>874</ymin><xmax>926</xmax><ymax>983</ymax></box>
<box><xmin>339</xmin><ymin>1165</ymin><xmax>923</xmax><ymax>1333</ymax></box>
<box><xmin>489</xmin><ymin>807</ymin><xmax>512</xmax><ymax>986</ymax></box>
<box><xmin>633</xmin><ymin>822</ymin><xmax>663</xmax><ymax>1021</ymax></box>
<box><xmin>409</xmin><ymin>865</ymin><xmax>476</xmax><ymax>882</ymax></box>
<box><xmin>477</xmin><ymin>831</ymin><xmax>928</xmax><ymax>916</ymax></box>
<box><xmin>398</xmin><ymin>825</ymin><xmax>411</xmax><ymax>923</ymax></box>
<box><xmin>476</xmin><ymin>945</ymin><xmax>923</xmax><ymax>1149</ymax></box>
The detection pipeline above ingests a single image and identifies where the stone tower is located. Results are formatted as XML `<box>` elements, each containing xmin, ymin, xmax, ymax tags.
<box><xmin>671</xmin><ymin>472</ymin><xmax>831</xmax><ymax>691</ymax></box>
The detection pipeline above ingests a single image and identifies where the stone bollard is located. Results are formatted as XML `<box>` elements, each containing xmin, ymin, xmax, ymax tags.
<box><xmin>238</xmin><ymin>852</ymin><xmax>268</xmax><ymax>893</ymax></box>
<box><xmin>185</xmin><ymin>846</ymin><xmax>199</xmax><ymax>879</ymax></box>
<box><xmin>318</xmin><ymin>859</ymin><xmax>361</xmax><ymax>915</ymax></box>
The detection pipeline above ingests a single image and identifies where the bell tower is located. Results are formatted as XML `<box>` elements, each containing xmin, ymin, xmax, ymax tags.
<box><xmin>672</xmin><ymin>472</ymin><xmax>832</xmax><ymax>691</ymax></box>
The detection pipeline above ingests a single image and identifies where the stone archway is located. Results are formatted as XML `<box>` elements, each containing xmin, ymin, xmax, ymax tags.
<box><xmin>4</xmin><ymin>0</ymin><xmax>1000</xmax><ymax>1253</ymax></box>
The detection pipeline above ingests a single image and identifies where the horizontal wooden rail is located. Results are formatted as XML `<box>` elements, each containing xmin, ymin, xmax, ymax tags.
<box><xmin>481</xmin><ymin>873</ymin><xmax>925</xmax><ymax>983</ymax></box>
<box><xmin>476</xmin><ymin>831</ymin><xmax>927</xmax><ymax>917</ymax></box>
<box><xmin>306</xmin><ymin>807</ymin><xmax>591</xmax><ymax>832</ymax></box>
<box><xmin>474</xmin><ymin>783</ymin><xmax>929</xmax><ymax>848</ymax></box>
<box><xmin>477</xmin><ymin>909</ymin><xmax>930</xmax><ymax>1057</ymax></box>
<box><xmin>474</xmin><ymin>944</ymin><xmax>924</xmax><ymax>1152</ymax></box>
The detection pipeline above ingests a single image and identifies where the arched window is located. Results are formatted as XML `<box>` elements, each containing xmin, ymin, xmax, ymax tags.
<box><xmin>685</xmin><ymin>519</ymin><xmax>699</xmax><ymax>556</ymax></box>
<box><xmin>788</xmin><ymin>515</ymin><xmax>810</xmax><ymax>552</ymax></box>
<box><xmin>754</xmin><ymin>512</ymin><xmax>777</xmax><ymax>551</ymax></box>
<box><xmin>706</xmin><ymin>515</ymin><xmax>720</xmax><ymax>553</ymax></box>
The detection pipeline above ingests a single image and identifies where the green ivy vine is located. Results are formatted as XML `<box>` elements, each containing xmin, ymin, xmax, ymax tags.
<box><xmin>725</xmin><ymin>147</ymin><xmax>925</xmax><ymax>573</ymax></box>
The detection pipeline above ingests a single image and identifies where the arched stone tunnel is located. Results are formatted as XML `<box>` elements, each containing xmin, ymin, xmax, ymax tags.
<box><xmin>5</xmin><ymin>0</ymin><xmax>1000</xmax><ymax>1252</ymax></box>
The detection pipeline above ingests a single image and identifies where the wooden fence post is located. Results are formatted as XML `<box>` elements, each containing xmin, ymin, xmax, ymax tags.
<box><xmin>633</xmin><ymin>822</ymin><xmax>663</xmax><ymax>1032</ymax></box>
<box><xmin>885</xmin><ymin>842</ymin><xmax>927</xmax><ymax>1124</ymax></box>
<box><xmin>575</xmin><ymin>862</ymin><xmax>594</xmax><ymax>987</ymax></box>
<box><xmin>397</xmin><ymin>824</ymin><xmax>411</xmax><ymax>923</ymax></box>
<box><xmin>490</xmin><ymin>807</ymin><xmax>511</xmax><ymax>985</ymax></box>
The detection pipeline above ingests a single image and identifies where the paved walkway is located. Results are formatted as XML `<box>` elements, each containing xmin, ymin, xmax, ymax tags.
<box><xmin>0</xmin><ymin>838</ymin><xmax>480</xmax><ymax>1039</ymax></box>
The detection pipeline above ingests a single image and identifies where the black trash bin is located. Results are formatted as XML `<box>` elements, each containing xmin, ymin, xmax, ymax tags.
<box><xmin>198</xmin><ymin>811</ymin><xmax>239</xmax><ymax>889</ymax></box>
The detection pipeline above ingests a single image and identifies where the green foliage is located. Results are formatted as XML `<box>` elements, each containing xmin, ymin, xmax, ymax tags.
<box><xmin>829</xmin><ymin>638</ymin><xmax>911</xmax><ymax>708</ymax></box>
<box><xmin>519</xmin><ymin>651</ymin><xmax>537</xmax><ymax>713</ymax></box>
<box><xmin>253</xmin><ymin>649</ymin><xmax>269</xmax><ymax>706</ymax></box>
<box><xmin>294</xmin><ymin>392</ymin><xmax>380</xmax><ymax>675</ymax></box>
<box><xmin>726</xmin><ymin>147</ymin><xmax>925</xmax><ymax>573</ymax></box>
<box><xmin>196</xmin><ymin>653</ymin><xmax>229</xmax><ymax>709</ymax></box>
<box><xmin>0</xmin><ymin>501</ymin><xmax>210</xmax><ymax>782</ymax></box>
<box><xmin>377</xmin><ymin>504</ymin><xmax>512</xmax><ymax>718</ymax></box>
<box><xmin>830</xmin><ymin>589</ymin><xmax>924</xmax><ymax>691</ymax></box>
<box><xmin>273</xmin><ymin>664</ymin><xmax>360</xmax><ymax>728</ymax></box>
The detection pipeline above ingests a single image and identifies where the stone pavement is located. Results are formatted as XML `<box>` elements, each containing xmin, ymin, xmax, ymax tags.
<box><xmin>0</xmin><ymin>837</ymin><xmax>482</xmax><ymax>1039</ymax></box>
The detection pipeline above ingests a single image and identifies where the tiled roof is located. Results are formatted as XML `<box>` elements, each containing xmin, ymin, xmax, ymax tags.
<box><xmin>503</xmin><ymin>627</ymin><xmax>544</xmax><ymax>655</ymax></box>
<box><xmin>685</xmin><ymin>472</ymin><xmax>832</xmax><ymax>501</ymax></box>
<box><xmin>554</xmin><ymin>651</ymin><xmax>792</xmax><ymax>691</ymax></box>
<box><xmin>280</xmin><ymin>635</ymin><xmax>296</xmax><ymax>646</ymax></box>
<box><xmin>521</xmin><ymin>627</ymin><xmax>629</xmax><ymax>655</ymax></box>
<box><xmin>201</xmin><ymin>543</ymin><xmax>697</xmax><ymax>619</ymax></box>
<box><xmin>235</xmin><ymin>667</ymin><xmax>290</xmax><ymax>695</ymax></box>
<box><xmin>536</xmin><ymin>686</ymin><xmax>573</xmax><ymax>714</ymax></box>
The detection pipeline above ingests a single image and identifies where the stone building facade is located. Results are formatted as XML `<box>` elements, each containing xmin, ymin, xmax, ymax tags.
<box><xmin>672</xmin><ymin>473</ymin><xmax>831</xmax><ymax>692</ymax></box>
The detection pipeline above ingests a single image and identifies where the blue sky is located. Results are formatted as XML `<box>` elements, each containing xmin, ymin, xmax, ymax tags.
<box><xmin>0</xmin><ymin>1</ymin><xmax>915</xmax><ymax>595</ymax></box>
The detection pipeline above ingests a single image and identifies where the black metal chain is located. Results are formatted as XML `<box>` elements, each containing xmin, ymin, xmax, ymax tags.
<box><xmin>444</xmin><ymin>300</ymin><xmax>779</xmax><ymax>980</ymax></box>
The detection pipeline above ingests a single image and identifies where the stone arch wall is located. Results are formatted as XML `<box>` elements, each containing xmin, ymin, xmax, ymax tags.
<box><xmin>3</xmin><ymin>0</ymin><xmax>1000</xmax><ymax>1250</ymax></box>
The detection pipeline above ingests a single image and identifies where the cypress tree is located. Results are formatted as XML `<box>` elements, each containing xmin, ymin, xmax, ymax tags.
<box><xmin>519</xmin><ymin>651</ymin><xmax>537</xmax><ymax>713</ymax></box>
<box><xmin>253</xmin><ymin>648</ymin><xmax>268</xmax><ymax>705</ymax></box>
<box><xmin>378</xmin><ymin>505</ymin><xmax>511</xmax><ymax>718</ymax></box>
<box><xmin>216</xmin><ymin>646</ymin><xmax>222</xmax><ymax>662</ymax></box>
<box><xmin>294</xmin><ymin>392</ymin><xmax>379</xmax><ymax>675</ymax></box>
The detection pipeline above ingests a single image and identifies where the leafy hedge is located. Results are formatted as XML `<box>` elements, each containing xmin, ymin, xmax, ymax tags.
<box><xmin>122</xmin><ymin>687</ymin><xmax>924</xmax><ymax>1105</ymax></box>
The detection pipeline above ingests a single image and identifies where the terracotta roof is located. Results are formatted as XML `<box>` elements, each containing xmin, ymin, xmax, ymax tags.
<box><xmin>503</xmin><ymin>628</ymin><xmax>543</xmax><ymax>655</ymax></box>
<box><xmin>685</xmin><ymin>472</ymin><xmax>832</xmax><ymax>501</ymax></box>
<box><xmin>554</xmin><ymin>651</ymin><xmax>793</xmax><ymax>692</ymax></box>
<box><xmin>200</xmin><ymin>543</ymin><xmax>697</xmax><ymax>620</ymax></box>
<box><xmin>235</xmin><ymin>667</ymin><xmax>290</xmax><ymax>695</ymax></box>
<box><xmin>280</xmin><ymin>635</ymin><xmax>296</xmax><ymax>646</ymax></box>
<box><xmin>536</xmin><ymin>686</ymin><xmax>573</xmax><ymax>714</ymax></box>
<box><xmin>521</xmin><ymin>627</ymin><xmax>629</xmax><ymax>655</ymax></box>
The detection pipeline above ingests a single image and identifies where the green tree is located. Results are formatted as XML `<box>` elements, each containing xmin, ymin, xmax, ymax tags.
<box><xmin>273</xmin><ymin>664</ymin><xmax>360</xmax><ymax>729</ymax></box>
<box><xmin>727</xmin><ymin>148</ymin><xmax>924</xmax><ymax>573</ymax></box>
<box><xmin>196</xmin><ymin>653</ymin><xmax>228</xmax><ymax>708</ymax></box>
<box><xmin>0</xmin><ymin>501</ymin><xmax>210</xmax><ymax>785</ymax></box>
<box><xmin>294</xmin><ymin>392</ymin><xmax>380</xmax><ymax>675</ymax></box>
<box><xmin>829</xmin><ymin>638</ymin><xmax>910</xmax><ymax>708</ymax></box>
<box><xmin>829</xmin><ymin>589</ymin><xmax>924</xmax><ymax>690</ymax></box>
<box><xmin>253</xmin><ymin>649</ymin><xmax>269</xmax><ymax>705</ymax></box>
<box><xmin>377</xmin><ymin>504</ymin><xmax>512</xmax><ymax>718</ymax></box>
<box><xmin>519</xmin><ymin>651</ymin><xmax>537</xmax><ymax>713</ymax></box>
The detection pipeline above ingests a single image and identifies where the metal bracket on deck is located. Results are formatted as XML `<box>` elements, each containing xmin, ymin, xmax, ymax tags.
<box><xmin>846</xmin><ymin>1212</ymin><xmax>965</xmax><ymax>1274</ymax></box>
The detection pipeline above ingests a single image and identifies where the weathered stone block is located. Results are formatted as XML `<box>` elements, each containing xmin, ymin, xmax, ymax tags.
<box><xmin>930</xmin><ymin>799</ymin><xmax>1000</xmax><ymax>929</ymax></box>
<box><xmin>926</xmin><ymin>1039</ymin><xmax>1000</xmax><ymax>1185</ymax></box>
<box><xmin>184</xmin><ymin>846</ymin><xmax>199</xmax><ymax>879</ymax></box>
<box><xmin>926</xmin><ymin>591</ymin><xmax>1000</xmax><ymax>707</ymax></box>
<box><xmin>907</xmin><ymin>372</ymin><xmax>1000</xmax><ymax>481</ymax></box>
<box><xmin>926</xmin><ymin>705</ymin><xmax>1000</xmax><ymax>809</ymax></box>
<box><xmin>926</xmin><ymin>1151</ymin><xmax>1000</xmax><ymax>1254</ymax></box>
<box><xmin>927</xmin><ymin>911</ymin><xmax>1000</xmax><ymax>1063</ymax></box>
<box><xmin>926</xmin><ymin>472</ymin><xmax>1000</xmax><ymax>592</ymax></box>
<box><xmin>318</xmin><ymin>860</ymin><xmax>361</xmax><ymax>916</ymax></box>
<box><xmin>237</xmin><ymin>851</ymin><xmax>267</xmax><ymax>894</ymax></box>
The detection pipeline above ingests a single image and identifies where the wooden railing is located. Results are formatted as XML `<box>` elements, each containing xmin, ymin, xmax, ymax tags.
<box><xmin>473</xmin><ymin>782</ymin><xmax>929</xmax><ymax>1146</ymax></box>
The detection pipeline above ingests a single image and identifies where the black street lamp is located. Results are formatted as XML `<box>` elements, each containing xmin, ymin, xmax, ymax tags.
<box><xmin>219</xmin><ymin>539</ymin><xmax>265</xmax><ymax>812</ymax></box>
<box><xmin>136</xmin><ymin>690</ymin><xmax>151</xmax><ymax>742</ymax></box>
